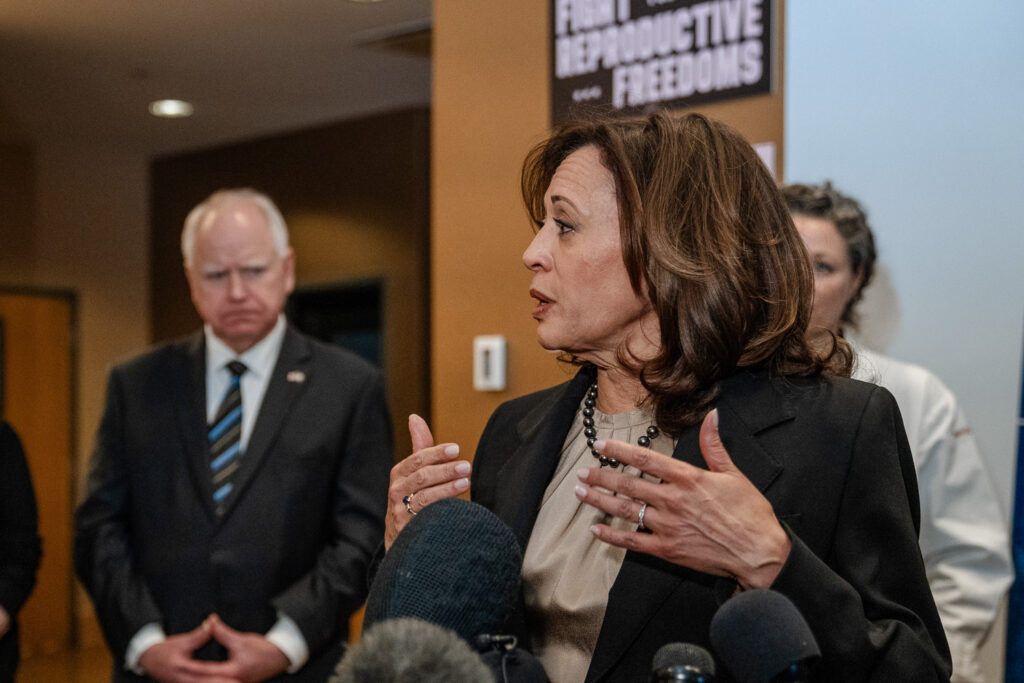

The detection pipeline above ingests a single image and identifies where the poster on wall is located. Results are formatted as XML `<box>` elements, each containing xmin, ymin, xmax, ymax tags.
<box><xmin>551</xmin><ymin>0</ymin><xmax>774</xmax><ymax>125</ymax></box>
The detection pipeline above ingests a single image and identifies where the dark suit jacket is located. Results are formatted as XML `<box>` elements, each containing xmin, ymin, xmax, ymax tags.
<box><xmin>0</xmin><ymin>421</ymin><xmax>42</xmax><ymax>683</ymax></box>
<box><xmin>471</xmin><ymin>367</ymin><xmax>952</xmax><ymax>682</ymax></box>
<box><xmin>74</xmin><ymin>326</ymin><xmax>392</xmax><ymax>682</ymax></box>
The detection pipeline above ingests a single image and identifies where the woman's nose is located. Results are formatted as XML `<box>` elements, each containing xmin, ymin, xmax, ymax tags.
<box><xmin>523</xmin><ymin>225</ymin><xmax>551</xmax><ymax>271</ymax></box>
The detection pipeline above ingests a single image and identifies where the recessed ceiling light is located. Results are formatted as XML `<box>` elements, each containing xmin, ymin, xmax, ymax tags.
<box><xmin>149</xmin><ymin>99</ymin><xmax>194</xmax><ymax>118</ymax></box>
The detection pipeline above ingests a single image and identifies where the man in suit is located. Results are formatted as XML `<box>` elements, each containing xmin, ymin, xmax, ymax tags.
<box><xmin>75</xmin><ymin>188</ymin><xmax>392</xmax><ymax>682</ymax></box>
<box><xmin>0</xmin><ymin>420</ymin><xmax>42</xmax><ymax>682</ymax></box>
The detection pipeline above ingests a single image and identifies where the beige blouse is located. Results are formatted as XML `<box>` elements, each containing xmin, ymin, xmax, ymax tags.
<box><xmin>521</xmin><ymin>400</ymin><xmax>673</xmax><ymax>683</ymax></box>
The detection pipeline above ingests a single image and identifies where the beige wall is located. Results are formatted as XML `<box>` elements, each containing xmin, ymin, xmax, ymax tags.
<box><xmin>1</xmin><ymin>139</ymin><xmax>150</xmax><ymax>645</ymax></box>
<box><xmin>431</xmin><ymin>0</ymin><xmax>785</xmax><ymax>458</ymax></box>
<box><xmin>0</xmin><ymin>137</ymin><xmax>150</xmax><ymax>511</ymax></box>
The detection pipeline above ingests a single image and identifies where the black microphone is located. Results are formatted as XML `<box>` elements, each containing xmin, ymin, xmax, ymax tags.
<box><xmin>709</xmin><ymin>589</ymin><xmax>820</xmax><ymax>683</ymax></box>
<box><xmin>476</xmin><ymin>633</ymin><xmax>550</xmax><ymax>683</ymax></box>
<box><xmin>650</xmin><ymin>642</ymin><xmax>717</xmax><ymax>681</ymax></box>
<box><xmin>364</xmin><ymin>497</ymin><xmax>522</xmax><ymax>643</ymax></box>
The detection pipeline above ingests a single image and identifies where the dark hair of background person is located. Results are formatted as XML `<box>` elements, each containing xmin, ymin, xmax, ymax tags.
<box><xmin>781</xmin><ymin>181</ymin><xmax>877</xmax><ymax>331</ymax></box>
<box><xmin>521</xmin><ymin>111</ymin><xmax>851</xmax><ymax>436</ymax></box>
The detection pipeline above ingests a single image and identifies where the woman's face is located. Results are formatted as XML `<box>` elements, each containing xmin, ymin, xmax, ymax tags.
<box><xmin>793</xmin><ymin>213</ymin><xmax>864</xmax><ymax>337</ymax></box>
<box><xmin>523</xmin><ymin>145</ymin><xmax>658</xmax><ymax>365</ymax></box>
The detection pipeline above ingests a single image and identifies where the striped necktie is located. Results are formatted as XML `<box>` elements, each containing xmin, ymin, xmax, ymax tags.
<box><xmin>209</xmin><ymin>360</ymin><xmax>246</xmax><ymax>515</ymax></box>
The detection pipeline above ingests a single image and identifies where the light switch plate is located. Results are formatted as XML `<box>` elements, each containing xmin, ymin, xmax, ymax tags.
<box><xmin>473</xmin><ymin>335</ymin><xmax>507</xmax><ymax>391</ymax></box>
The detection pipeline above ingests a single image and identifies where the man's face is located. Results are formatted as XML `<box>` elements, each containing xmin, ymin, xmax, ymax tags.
<box><xmin>185</xmin><ymin>198</ymin><xmax>294</xmax><ymax>353</ymax></box>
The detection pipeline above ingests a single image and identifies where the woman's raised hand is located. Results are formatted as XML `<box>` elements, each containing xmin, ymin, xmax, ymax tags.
<box><xmin>573</xmin><ymin>409</ymin><xmax>791</xmax><ymax>589</ymax></box>
<box><xmin>384</xmin><ymin>414</ymin><xmax>472</xmax><ymax>550</ymax></box>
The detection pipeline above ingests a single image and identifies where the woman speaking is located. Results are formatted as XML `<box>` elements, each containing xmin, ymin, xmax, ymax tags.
<box><xmin>384</xmin><ymin>112</ymin><xmax>950</xmax><ymax>682</ymax></box>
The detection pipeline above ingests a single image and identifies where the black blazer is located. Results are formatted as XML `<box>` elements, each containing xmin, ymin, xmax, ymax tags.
<box><xmin>74</xmin><ymin>326</ymin><xmax>392</xmax><ymax>681</ymax></box>
<box><xmin>471</xmin><ymin>367</ymin><xmax>951</xmax><ymax>682</ymax></box>
<box><xmin>0</xmin><ymin>421</ymin><xmax>42</xmax><ymax>683</ymax></box>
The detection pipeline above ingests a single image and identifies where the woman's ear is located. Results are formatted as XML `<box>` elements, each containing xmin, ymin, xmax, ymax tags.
<box><xmin>851</xmin><ymin>267</ymin><xmax>866</xmax><ymax>296</ymax></box>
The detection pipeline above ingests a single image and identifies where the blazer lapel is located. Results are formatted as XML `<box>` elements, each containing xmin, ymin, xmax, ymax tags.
<box><xmin>175</xmin><ymin>333</ymin><xmax>220</xmax><ymax>520</ymax></box>
<box><xmin>217</xmin><ymin>326</ymin><xmax>311</xmax><ymax>521</ymax></box>
<box><xmin>586</xmin><ymin>369</ymin><xmax>794</xmax><ymax>681</ymax></box>
<box><xmin>490</xmin><ymin>368</ymin><xmax>594</xmax><ymax>549</ymax></box>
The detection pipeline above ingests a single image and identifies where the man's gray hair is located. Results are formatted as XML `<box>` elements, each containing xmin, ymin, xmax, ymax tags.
<box><xmin>181</xmin><ymin>188</ymin><xmax>290</xmax><ymax>268</ymax></box>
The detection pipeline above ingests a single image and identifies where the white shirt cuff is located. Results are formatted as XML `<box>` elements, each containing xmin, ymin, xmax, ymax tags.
<box><xmin>266</xmin><ymin>613</ymin><xmax>309</xmax><ymax>673</ymax></box>
<box><xmin>125</xmin><ymin>622</ymin><xmax>166</xmax><ymax>674</ymax></box>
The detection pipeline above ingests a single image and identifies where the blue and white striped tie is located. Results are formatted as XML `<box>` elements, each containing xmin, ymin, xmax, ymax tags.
<box><xmin>209</xmin><ymin>360</ymin><xmax>246</xmax><ymax>515</ymax></box>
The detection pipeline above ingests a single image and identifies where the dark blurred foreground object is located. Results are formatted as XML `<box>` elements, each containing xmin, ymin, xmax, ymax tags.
<box><xmin>475</xmin><ymin>633</ymin><xmax>550</xmax><ymax>683</ymax></box>
<box><xmin>0</xmin><ymin>421</ymin><xmax>42</xmax><ymax>681</ymax></box>
<box><xmin>651</xmin><ymin>641</ymin><xmax>716</xmax><ymax>681</ymax></box>
<box><xmin>329</xmin><ymin>617</ymin><xmax>494</xmax><ymax>683</ymax></box>
<box><xmin>364</xmin><ymin>497</ymin><xmax>522</xmax><ymax>642</ymax></box>
<box><xmin>710</xmin><ymin>589</ymin><xmax>820</xmax><ymax>683</ymax></box>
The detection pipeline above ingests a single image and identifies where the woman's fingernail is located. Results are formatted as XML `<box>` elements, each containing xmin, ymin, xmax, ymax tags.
<box><xmin>575</xmin><ymin>484</ymin><xmax>588</xmax><ymax>498</ymax></box>
<box><xmin>455</xmin><ymin>461</ymin><xmax>471</xmax><ymax>475</ymax></box>
<box><xmin>444</xmin><ymin>444</ymin><xmax>460</xmax><ymax>456</ymax></box>
<box><xmin>589</xmin><ymin>525</ymin><xmax>601</xmax><ymax>536</ymax></box>
<box><xmin>593</xmin><ymin>439</ymin><xmax>606</xmax><ymax>452</ymax></box>
<box><xmin>576</xmin><ymin>468</ymin><xmax>590</xmax><ymax>482</ymax></box>
<box><xmin>710</xmin><ymin>408</ymin><xmax>719</xmax><ymax>428</ymax></box>
<box><xmin>454</xmin><ymin>477</ymin><xmax>470</xmax><ymax>491</ymax></box>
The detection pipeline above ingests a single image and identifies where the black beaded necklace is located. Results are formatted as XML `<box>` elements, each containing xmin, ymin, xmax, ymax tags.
<box><xmin>583</xmin><ymin>382</ymin><xmax>660</xmax><ymax>468</ymax></box>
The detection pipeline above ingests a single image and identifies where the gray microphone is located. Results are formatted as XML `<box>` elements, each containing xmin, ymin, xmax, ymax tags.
<box><xmin>330</xmin><ymin>617</ymin><xmax>495</xmax><ymax>683</ymax></box>
<box><xmin>709</xmin><ymin>589</ymin><xmax>820</xmax><ymax>683</ymax></box>
<box><xmin>651</xmin><ymin>642</ymin><xmax>716</xmax><ymax>681</ymax></box>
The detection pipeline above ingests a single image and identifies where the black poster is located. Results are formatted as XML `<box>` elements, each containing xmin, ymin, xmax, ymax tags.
<box><xmin>551</xmin><ymin>0</ymin><xmax>774</xmax><ymax>125</ymax></box>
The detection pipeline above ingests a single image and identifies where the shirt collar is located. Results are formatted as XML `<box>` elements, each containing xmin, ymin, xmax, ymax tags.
<box><xmin>204</xmin><ymin>315</ymin><xmax>287</xmax><ymax>379</ymax></box>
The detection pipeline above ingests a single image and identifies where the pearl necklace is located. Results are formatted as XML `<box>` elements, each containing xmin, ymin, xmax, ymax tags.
<box><xmin>582</xmin><ymin>382</ymin><xmax>660</xmax><ymax>468</ymax></box>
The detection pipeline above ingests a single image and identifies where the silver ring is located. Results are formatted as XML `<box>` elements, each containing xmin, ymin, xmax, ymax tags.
<box><xmin>403</xmin><ymin>493</ymin><xmax>418</xmax><ymax>516</ymax></box>
<box><xmin>637</xmin><ymin>502</ymin><xmax>648</xmax><ymax>531</ymax></box>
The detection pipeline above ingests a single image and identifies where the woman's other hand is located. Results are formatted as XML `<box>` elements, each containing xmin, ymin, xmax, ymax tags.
<box><xmin>574</xmin><ymin>408</ymin><xmax>791</xmax><ymax>589</ymax></box>
<box><xmin>384</xmin><ymin>414</ymin><xmax>471</xmax><ymax>551</ymax></box>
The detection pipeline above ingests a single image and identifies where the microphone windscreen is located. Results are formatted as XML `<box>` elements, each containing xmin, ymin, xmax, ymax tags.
<box><xmin>330</xmin><ymin>617</ymin><xmax>495</xmax><ymax>683</ymax></box>
<box><xmin>364</xmin><ymin>497</ymin><xmax>522</xmax><ymax>642</ymax></box>
<box><xmin>652</xmin><ymin>642</ymin><xmax>716</xmax><ymax>675</ymax></box>
<box><xmin>709</xmin><ymin>589</ymin><xmax>820</xmax><ymax>683</ymax></box>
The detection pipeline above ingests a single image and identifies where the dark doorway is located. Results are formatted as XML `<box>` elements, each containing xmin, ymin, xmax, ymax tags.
<box><xmin>287</xmin><ymin>280</ymin><xmax>384</xmax><ymax>368</ymax></box>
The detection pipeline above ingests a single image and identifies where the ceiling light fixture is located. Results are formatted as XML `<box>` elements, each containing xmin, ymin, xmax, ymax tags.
<box><xmin>148</xmin><ymin>99</ymin><xmax>194</xmax><ymax>118</ymax></box>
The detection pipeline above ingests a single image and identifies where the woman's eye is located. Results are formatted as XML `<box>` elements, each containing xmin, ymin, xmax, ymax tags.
<box><xmin>814</xmin><ymin>261</ymin><xmax>834</xmax><ymax>275</ymax></box>
<box><xmin>554</xmin><ymin>219</ymin><xmax>575</xmax><ymax>235</ymax></box>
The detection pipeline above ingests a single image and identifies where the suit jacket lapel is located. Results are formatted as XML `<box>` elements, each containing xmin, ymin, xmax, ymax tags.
<box><xmin>218</xmin><ymin>326</ymin><xmax>312</xmax><ymax>521</ymax></box>
<box><xmin>176</xmin><ymin>332</ymin><xmax>219</xmax><ymax>520</ymax></box>
<box><xmin>490</xmin><ymin>368</ymin><xmax>595</xmax><ymax>550</ymax></box>
<box><xmin>586</xmin><ymin>370</ymin><xmax>793</xmax><ymax>682</ymax></box>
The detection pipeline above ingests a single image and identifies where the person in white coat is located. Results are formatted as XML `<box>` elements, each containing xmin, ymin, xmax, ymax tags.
<box><xmin>782</xmin><ymin>181</ymin><xmax>1013</xmax><ymax>683</ymax></box>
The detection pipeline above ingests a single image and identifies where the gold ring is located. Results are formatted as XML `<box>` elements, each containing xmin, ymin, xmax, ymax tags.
<box><xmin>403</xmin><ymin>493</ymin><xmax>417</xmax><ymax>516</ymax></box>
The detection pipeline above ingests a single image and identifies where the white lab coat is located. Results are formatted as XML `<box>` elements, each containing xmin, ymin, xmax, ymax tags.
<box><xmin>853</xmin><ymin>346</ymin><xmax>1014</xmax><ymax>683</ymax></box>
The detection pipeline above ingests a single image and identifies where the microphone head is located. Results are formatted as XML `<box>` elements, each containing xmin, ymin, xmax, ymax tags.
<box><xmin>364</xmin><ymin>497</ymin><xmax>522</xmax><ymax>643</ymax></box>
<box><xmin>651</xmin><ymin>642</ymin><xmax>716</xmax><ymax>681</ymax></box>
<box><xmin>330</xmin><ymin>617</ymin><xmax>496</xmax><ymax>683</ymax></box>
<box><xmin>709</xmin><ymin>589</ymin><xmax>820</xmax><ymax>683</ymax></box>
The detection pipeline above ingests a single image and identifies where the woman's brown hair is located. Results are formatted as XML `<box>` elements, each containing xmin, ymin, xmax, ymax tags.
<box><xmin>522</xmin><ymin>111</ymin><xmax>851</xmax><ymax>434</ymax></box>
